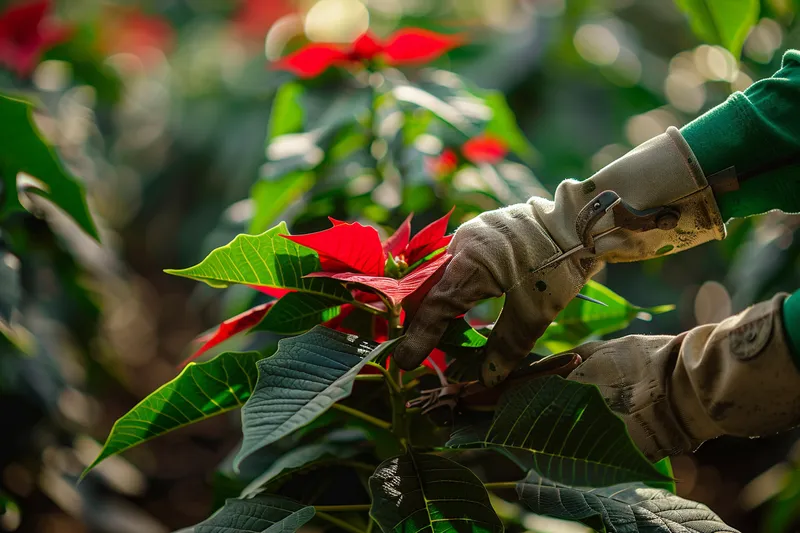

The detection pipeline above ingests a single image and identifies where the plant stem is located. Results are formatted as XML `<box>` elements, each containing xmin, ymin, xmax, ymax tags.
<box><xmin>351</xmin><ymin>300</ymin><xmax>387</xmax><ymax>316</ymax></box>
<box><xmin>483</xmin><ymin>482</ymin><xmax>519</xmax><ymax>491</ymax></box>
<box><xmin>366</xmin><ymin>517</ymin><xmax>376</xmax><ymax>533</ymax></box>
<box><xmin>331</xmin><ymin>404</ymin><xmax>392</xmax><ymax>430</ymax></box>
<box><xmin>315</xmin><ymin>512</ymin><xmax>367</xmax><ymax>533</ymax></box>
<box><xmin>363</xmin><ymin>362</ymin><xmax>400</xmax><ymax>393</ymax></box>
<box><xmin>354</xmin><ymin>374</ymin><xmax>385</xmax><ymax>383</ymax></box>
<box><xmin>314</xmin><ymin>504</ymin><xmax>371</xmax><ymax>512</ymax></box>
<box><xmin>387</xmin><ymin>308</ymin><xmax>403</xmax><ymax>385</ymax></box>
<box><xmin>385</xmin><ymin>307</ymin><xmax>409</xmax><ymax>446</ymax></box>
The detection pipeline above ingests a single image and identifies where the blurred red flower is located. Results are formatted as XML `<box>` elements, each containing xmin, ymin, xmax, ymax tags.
<box><xmin>274</xmin><ymin>29</ymin><xmax>464</xmax><ymax>78</ymax></box>
<box><xmin>233</xmin><ymin>0</ymin><xmax>293</xmax><ymax>41</ymax></box>
<box><xmin>99</xmin><ymin>7</ymin><xmax>174</xmax><ymax>62</ymax></box>
<box><xmin>0</xmin><ymin>0</ymin><xmax>72</xmax><ymax>77</ymax></box>
<box><xmin>428</xmin><ymin>135</ymin><xmax>509</xmax><ymax>178</ymax></box>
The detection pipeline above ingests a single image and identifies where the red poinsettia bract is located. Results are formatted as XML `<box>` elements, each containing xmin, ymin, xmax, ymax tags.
<box><xmin>0</xmin><ymin>0</ymin><xmax>72</xmax><ymax>77</ymax></box>
<box><xmin>274</xmin><ymin>29</ymin><xmax>464</xmax><ymax>78</ymax></box>
<box><xmin>284</xmin><ymin>210</ymin><xmax>453</xmax><ymax>307</ymax></box>
<box><xmin>99</xmin><ymin>7</ymin><xmax>175</xmax><ymax>63</ymax></box>
<box><xmin>427</xmin><ymin>135</ymin><xmax>509</xmax><ymax>178</ymax></box>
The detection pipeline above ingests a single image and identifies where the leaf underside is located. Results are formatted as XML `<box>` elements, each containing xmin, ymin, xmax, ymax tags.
<box><xmin>194</xmin><ymin>496</ymin><xmax>315</xmax><ymax>533</ymax></box>
<box><xmin>369</xmin><ymin>452</ymin><xmax>503</xmax><ymax>533</ymax></box>
<box><xmin>516</xmin><ymin>471</ymin><xmax>739</xmax><ymax>533</ymax></box>
<box><xmin>83</xmin><ymin>351</ymin><xmax>264</xmax><ymax>478</ymax></box>
<box><xmin>447</xmin><ymin>376</ymin><xmax>668</xmax><ymax>487</ymax></box>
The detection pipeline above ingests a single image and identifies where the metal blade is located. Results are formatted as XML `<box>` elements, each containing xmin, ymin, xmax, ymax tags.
<box><xmin>575</xmin><ymin>293</ymin><xmax>608</xmax><ymax>307</ymax></box>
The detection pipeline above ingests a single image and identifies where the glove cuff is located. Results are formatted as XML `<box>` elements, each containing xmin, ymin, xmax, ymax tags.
<box><xmin>529</xmin><ymin>127</ymin><xmax>726</xmax><ymax>263</ymax></box>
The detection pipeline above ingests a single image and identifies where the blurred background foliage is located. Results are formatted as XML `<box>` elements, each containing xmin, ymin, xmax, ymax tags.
<box><xmin>1</xmin><ymin>0</ymin><xmax>800</xmax><ymax>531</ymax></box>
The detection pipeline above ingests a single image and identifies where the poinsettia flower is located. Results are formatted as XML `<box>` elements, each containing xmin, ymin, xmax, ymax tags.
<box><xmin>427</xmin><ymin>135</ymin><xmax>509</xmax><ymax>178</ymax></box>
<box><xmin>180</xmin><ymin>302</ymin><xmax>274</xmax><ymax>367</ymax></box>
<box><xmin>0</xmin><ymin>0</ymin><xmax>72</xmax><ymax>77</ymax></box>
<box><xmin>274</xmin><ymin>28</ymin><xmax>463</xmax><ymax>78</ymax></box>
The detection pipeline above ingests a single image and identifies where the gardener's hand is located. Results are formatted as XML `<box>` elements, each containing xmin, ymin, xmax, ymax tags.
<box><xmin>567</xmin><ymin>294</ymin><xmax>800</xmax><ymax>461</ymax></box>
<box><xmin>394</xmin><ymin>127</ymin><xmax>725</xmax><ymax>386</ymax></box>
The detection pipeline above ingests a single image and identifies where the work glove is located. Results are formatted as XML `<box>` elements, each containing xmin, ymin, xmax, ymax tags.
<box><xmin>394</xmin><ymin>127</ymin><xmax>725</xmax><ymax>386</ymax></box>
<box><xmin>567</xmin><ymin>293</ymin><xmax>800</xmax><ymax>461</ymax></box>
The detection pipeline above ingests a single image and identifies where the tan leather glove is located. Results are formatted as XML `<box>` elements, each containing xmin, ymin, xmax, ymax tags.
<box><xmin>394</xmin><ymin>127</ymin><xmax>725</xmax><ymax>385</ymax></box>
<box><xmin>568</xmin><ymin>293</ymin><xmax>800</xmax><ymax>461</ymax></box>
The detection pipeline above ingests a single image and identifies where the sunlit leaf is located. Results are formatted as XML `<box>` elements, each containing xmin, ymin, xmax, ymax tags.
<box><xmin>0</xmin><ymin>94</ymin><xmax>99</xmax><ymax>240</ymax></box>
<box><xmin>675</xmin><ymin>0</ymin><xmax>758</xmax><ymax>58</ymax></box>
<box><xmin>165</xmin><ymin>222</ymin><xmax>353</xmax><ymax>302</ymax></box>
<box><xmin>255</xmin><ymin>292</ymin><xmax>342</xmax><ymax>334</ymax></box>
<box><xmin>235</xmin><ymin>328</ymin><xmax>401</xmax><ymax>469</ymax></box>
<box><xmin>369</xmin><ymin>452</ymin><xmax>503</xmax><ymax>533</ymax></box>
<box><xmin>447</xmin><ymin>376</ymin><xmax>668</xmax><ymax>487</ymax></box>
<box><xmin>249</xmin><ymin>172</ymin><xmax>314</xmax><ymax>234</ymax></box>
<box><xmin>269</xmin><ymin>82</ymin><xmax>305</xmax><ymax>139</ymax></box>
<box><xmin>517</xmin><ymin>471</ymin><xmax>738</xmax><ymax>533</ymax></box>
<box><xmin>192</xmin><ymin>496</ymin><xmax>315</xmax><ymax>533</ymax></box>
<box><xmin>82</xmin><ymin>351</ymin><xmax>264</xmax><ymax>478</ymax></box>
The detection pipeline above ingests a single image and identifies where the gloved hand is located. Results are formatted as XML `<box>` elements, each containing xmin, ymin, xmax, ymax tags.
<box><xmin>394</xmin><ymin>127</ymin><xmax>725</xmax><ymax>386</ymax></box>
<box><xmin>567</xmin><ymin>293</ymin><xmax>800</xmax><ymax>461</ymax></box>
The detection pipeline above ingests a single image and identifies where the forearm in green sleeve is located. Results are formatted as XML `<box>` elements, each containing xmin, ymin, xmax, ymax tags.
<box><xmin>784</xmin><ymin>290</ymin><xmax>800</xmax><ymax>368</ymax></box>
<box><xmin>681</xmin><ymin>50</ymin><xmax>800</xmax><ymax>220</ymax></box>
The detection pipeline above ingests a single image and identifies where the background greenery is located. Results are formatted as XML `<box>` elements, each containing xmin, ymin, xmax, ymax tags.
<box><xmin>1</xmin><ymin>0</ymin><xmax>799</xmax><ymax>531</ymax></box>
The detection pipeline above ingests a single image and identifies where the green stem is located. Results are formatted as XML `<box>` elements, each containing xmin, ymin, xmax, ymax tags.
<box><xmin>355</xmin><ymin>374</ymin><xmax>385</xmax><ymax>383</ymax></box>
<box><xmin>314</xmin><ymin>504</ymin><xmax>371</xmax><ymax>512</ymax></box>
<box><xmin>483</xmin><ymin>482</ymin><xmax>519</xmax><ymax>491</ymax></box>
<box><xmin>386</xmin><ymin>307</ymin><xmax>408</xmax><ymax>446</ymax></box>
<box><xmin>351</xmin><ymin>300</ymin><xmax>388</xmax><ymax>316</ymax></box>
<box><xmin>332</xmin><ymin>404</ymin><xmax>392</xmax><ymax>430</ymax></box>
<box><xmin>364</xmin><ymin>362</ymin><xmax>400</xmax><ymax>393</ymax></box>
<box><xmin>315</xmin><ymin>512</ymin><xmax>367</xmax><ymax>533</ymax></box>
<box><xmin>366</xmin><ymin>517</ymin><xmax>376</xmax><ymax>533</ymax></box>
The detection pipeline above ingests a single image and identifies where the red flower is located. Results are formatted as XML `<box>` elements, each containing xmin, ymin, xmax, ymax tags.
<box><xmin>0</xmin><ymin>0</ymin><xmax>72</xmax><ymax>77</ymax></box>
<box><xmin>99</xmin><ymin>7</ymin><xmax>174</xmax><ymax>62</ymax></box>
<box><xmin>233</xmin><ymin>0</ymin><xmax>293</xmax><ymax>41</ymax></box>
<box><xmin>462</xmin><ymin>135</ymin><xmax>508</xmax><ymax>165</ymax></box>
<box><xmin>283</xmin><ymin>210</ymin><xmax>454</xmax><ymax>307</ymax></box>
<box><xmin>274</xmin><ymin>28</ymin><xmax>464</xmax><ymax>78</ymax></box>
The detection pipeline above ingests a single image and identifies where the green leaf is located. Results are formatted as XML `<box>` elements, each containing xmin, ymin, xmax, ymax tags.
<box><xmin>0</xmin><ymin>94</ymin><xmax>99</xmax><ymax>240</ymax></box>
<box><xmin>165</xmin><ymin>222</ymin><xmax>353</xmax><ymax>302</ymax></box>
<box><xmin>516</xmin><ymin>471</ymin><xmax>738</xmax><ymax>533</ymax></box>
<box><xmin>539</xmin><ymin>280</ymin><xmax>675</xmax><ymax>352</ymax></box>
<box><xmin>484</xmin><ymin>92</ymin><xmax>536</xmax><ymax>163</ymax></box>
<box><xmin>369</xmin><ymin>452</ymin><xmax>503</xmax><ymax>533</ymax></box>
<box><xmin>249</xmin><ymin>172</ymin><xmax>314</xmax><ymax>234</ymax></box>
<box><xmin>242</xmin><ymin>438</ymin><xmax>362</xmax><ymax>497</ymax></box>
<box><xmin>256</xmin><ymin>292</ymin><xmax>342</xmax><ymax>335</ymax></box>
<box><xmin>236</xmin><ymin>328</ymin><xmax>401</xmax><ymax>469</ymax></box>
<box><xmin>193</xmin><ymin>496</ymin><xmax>315</xmax><ymax>533</ymax></box>
<box><xmin>82</xmin><ymin>351</ymin><xmax>264</xmax><ymax>479</ymax></box>
<box><xmin>447</xmin><ymin>375</ymin><xmax>668</xmax><ymax>487</ymax></box>
<box><xmin>440</xmin><ymin>281</ymin><xmax>673</xmax><ymax>353</ymax></box>
<box><xmin>675</xmin><ymin>0</ymin><xmax>759</xmax><ymax>58</ymax></box>
<box><xmin>651</xmin><ymin>457</ymin><xmax>677</xmax><ymax>494</ymax></box>
<box><xmin>269</xmin><ymin>82</ymin><xmax>305</xmax><ymax>140</ymax></box>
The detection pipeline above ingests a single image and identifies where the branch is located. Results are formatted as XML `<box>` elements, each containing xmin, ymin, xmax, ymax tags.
<box><xmin>331</xmin><ymin>403</ymin><xmax>392</xmax><ymax>430</ymax></box>
<box><xmin>314</xmin><ymin>504</ymin><xmax>371</xmax><ymax>512</ymax></box>
<box><xmin>315</xmin><ymin>512</ymin><xmax>367</xmax><ymax>533</ymax></box>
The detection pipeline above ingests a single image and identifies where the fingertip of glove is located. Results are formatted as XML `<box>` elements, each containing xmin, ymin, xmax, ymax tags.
<box><xmin>391</xmin><ymin>340</ymin><xmax>419</xmax><ymax>371</ymax></box>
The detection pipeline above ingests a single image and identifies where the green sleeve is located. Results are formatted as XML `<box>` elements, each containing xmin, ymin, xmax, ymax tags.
<box><xmin>681</xmin><ymin>51</ymin><xmax>800</xmax><ymax>362</ymax></box>
<box><xmin>784</xmin><ymin>291</ymin><xmax>800</xmax><ymax>370</ymax></box>
<box><xmin>681</xmin><ymin>50</ymin><xmax>800</xmax><ymax>219</ymax></box>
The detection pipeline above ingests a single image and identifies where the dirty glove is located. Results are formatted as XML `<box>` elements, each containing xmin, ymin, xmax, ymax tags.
<box><xmin>394</xmin><ymin>127</ymin><xmax>725</xmax><ymax>386</ymax></box>
<box><xmin>568</xmin><ymin>293</ymin><xmax>800</xmax><ymax>461</ymax></box>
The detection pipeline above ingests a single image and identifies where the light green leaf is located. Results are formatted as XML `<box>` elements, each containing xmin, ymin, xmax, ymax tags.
<box><xmin>517</xmin><ymin>471</ymin><xmax>738</xmax><ymax>533</ymax></box>
<box><xmin>0</xmin><ymin>94</ymin><xmax>99</xmax><ymax>240</ymax></box>
<box><xmin>440</xmin><ymin>281</ymin><xmax>673</xmax><ymax>353</ymax></box>
<box><xmin>369</xmin><ymin>452</ymin><xmax>503</xmax><ymax>533</ymax></box>
<box><xmin>82</xmin><ymin>351</ymin><xmax>264</xmax><ymax>479</ymax></box>
<box><xmin>249</xmin><ymin>172</ymin><xmax>314</xmax><ymax>234</ymax></box>
<box><xmin>256</xmin><ymin>292</ymin><xmax>342</xmax><ymax>335</ymax></box>
<box><xmin>447</xmin><ymin>375</ymin><xmax>669</xmax><ymax>487</ymax></box>
<box><xmin>675</xmin><ymin>0</ymin><xmax>759</xmax><ymax>58</ymax></box>
<box><xmin>484</xmin><ymin>92</ymin><xmax>537</xmax><ymax>163</ymax></box>
<box><xmin>269</xmin><ymin>82</ymin><xmax>305</xmax><ymax>140</ymax></box>
<box><xmin>193</xmin><ymin>496</ymin><xmax>315</xmax><ymax>533</ymax></box>
<box><xmin>651</xmin><ymin>457</ymin><xmax>677</xmax><ymax>494</ymax></box>
<box><xmin>236</xmin><ymin>328</ymin><xmax>401</xmax><ymax>469</ymax></box>
<box><xmin>165</xmin><ymin>222</ymin><xmax>352</xmax><ymax>302</ymax></box>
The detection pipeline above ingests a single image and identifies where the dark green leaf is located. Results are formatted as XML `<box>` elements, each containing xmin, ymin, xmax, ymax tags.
<box><xmin>165</xmin><ymin>222</ymin><xmax>353</xmax><ymax>302</ymax></box>
<box><xmin>675</xmin><ymin>0</ymin><xmax>758</xmax><ymax>58</ymax></box>
<box><xmin>517</xmin><ymin>471</ymin><xmax>738</xmax><ymax>533</ymax></box>
<box><xmin>447</xmin><ymin>376</ymin><xmax>668</xmax><ymax>487</ymax></box>
<box><xmin>236</xmin><ymin>328</ymin><xmax>401</xmax><ymax>469</ymax></box>
<box><xmin>369</xmin><ymin>452</ymin><xmax>503</xmax><ymax>533</ymax></box>
<box><xmin>0</xmin><ymin>94</ymin><xmax>99</xmax><ymax>240</ymax></box>
<box><xmin>82</xmin><ymin>351</ymin><xmax>264</xmax><ymax>479</ymax></box>
<box><xmin>256</xmin><ymin>292</ymin><xmax>342</xmax><ymax>335</ymax></box>
<box><xmin>194</xmin><ymin>496</ymin><xmax>315</xmax><ymax>533</ymax></box>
